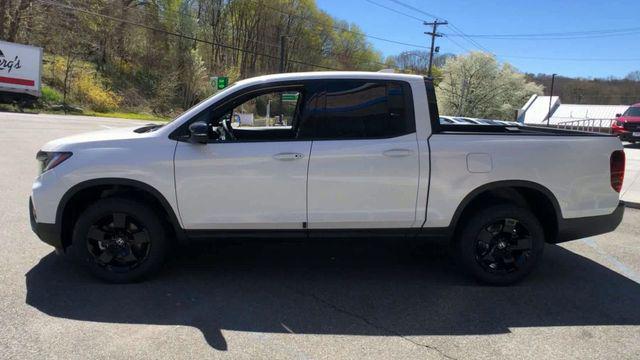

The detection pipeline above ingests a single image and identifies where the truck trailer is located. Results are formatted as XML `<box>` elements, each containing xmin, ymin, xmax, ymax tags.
<box><xmin>0</xmin><ymin>40</ymin><xmax>42</xmax><ymax>104</ymax></box>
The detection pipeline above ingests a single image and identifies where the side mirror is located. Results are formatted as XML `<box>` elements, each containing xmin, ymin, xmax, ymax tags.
<box><xmin>188</xmin><ymin>121</ymin><xmax>210</xmax><ymax>144</ymax></box>
<box><xmin>615</xmin><ymin>113</ymin><xmax>622</xmax><ymax>118</ymax></box>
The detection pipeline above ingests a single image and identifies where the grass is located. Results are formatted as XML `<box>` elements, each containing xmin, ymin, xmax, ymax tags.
<box><xmin>0</xmin><ymin>103</ymin><xmax>171</xmax><ymax>122</ymax></box>
<box><xmin>82</xmin><ymin>111</ymin><xmax>171</xmax><ymax>122</ymax></box>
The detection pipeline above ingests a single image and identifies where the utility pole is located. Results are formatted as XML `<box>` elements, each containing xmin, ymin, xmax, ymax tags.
<box><xmin>547</xmin><ymin>73</ymin><xmax>557</xmax><ymax>126</ymax></box>
<box><xmin>279</xmin><ymin>35</ymin><xmax>287</xmax><ymax>73</ymax></box>
<box><xmin>424</xmin><ymin>19</ymin><xmax>447</xmax><ymax>77</ymax></box>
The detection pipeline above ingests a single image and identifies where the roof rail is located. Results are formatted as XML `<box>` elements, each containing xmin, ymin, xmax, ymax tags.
<box><xmin>377</xmin><ymin>69</ymin><xmax>395</xmax><ymax>73</ymax></box>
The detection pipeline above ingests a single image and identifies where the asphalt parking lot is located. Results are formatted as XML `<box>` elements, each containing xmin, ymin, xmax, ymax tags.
<box><xmin>1</xmin><ymin>112</ymin><xmax>640</xmax><ymax>359</ymax></box>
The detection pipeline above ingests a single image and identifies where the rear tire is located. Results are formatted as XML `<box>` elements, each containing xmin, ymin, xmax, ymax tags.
<box><xmin>454</xmin><ymin>204</ymin><xmax>545</xmax><ymax>285</ymax></box>
<box><xmin>71</xmin><ymin>198</ymin><xmax>168</xmax><ymax>283</ymax></box>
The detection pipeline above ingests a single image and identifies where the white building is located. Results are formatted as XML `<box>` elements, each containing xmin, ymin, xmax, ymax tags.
<box><xmin>518</xmin><ymin>94</ymin><xmax>629</xmax><ymax>127</ymax></box>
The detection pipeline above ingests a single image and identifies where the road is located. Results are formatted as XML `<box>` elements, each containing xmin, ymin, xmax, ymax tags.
<box><xmin>1</xmin><ymin>112</ymin><xmax>640</xmax><ymax>359</ymax></box>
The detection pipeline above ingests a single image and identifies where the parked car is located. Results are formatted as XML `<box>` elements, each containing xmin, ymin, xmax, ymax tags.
<box><xmin>30</xmin><ymin>72</ymin><xmax>625</xmax><ymax>285</ymax></box>
<box><xmin>477</xmin><ymin>119</ymin><xmax>521</xmax><ymax>126</ymax></box>
<box><xmin>612</xmin><ymin>103</ymin><xmax>640</xmax><ymax>143</ymax></box>
<box><xmin>454</xmin><ymin>116</ymin><xmax>483</xmax><ymax>125</ymax></box>
<box><xmin>440</xmin><ymin>115</ymin><xmax>471</xmax><ymax>125</ymax></box>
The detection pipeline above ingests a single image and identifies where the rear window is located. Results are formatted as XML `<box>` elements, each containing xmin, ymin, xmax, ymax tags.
<box><xmin>299</xmin><ymin>81</ymin><xmax>415</xmax><ymax>140</ymax></box>
<box><xmin>623</xmin><ymin>107</ymin><xmax>640</xmax><ymax>117</ymax></box>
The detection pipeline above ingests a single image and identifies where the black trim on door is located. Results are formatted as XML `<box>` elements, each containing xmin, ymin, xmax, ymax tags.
<box><xmin>185</xmin><ymin>227</ymin><xmax>450</xmax><ymax>241</ymax></box>
<box><xmin>169</xmin><ymin>80</ymin><xmax>316</xmax><ymax>141</ymax></box>
<box><xmin>424</xmin><ymin>76</ymin><xmax>441</xmax><ymax>133</ymax></box>
<box><xmin>171</xmin><ymin>78</ymin><xmax>417</xmax><ymax>142</ymax></box>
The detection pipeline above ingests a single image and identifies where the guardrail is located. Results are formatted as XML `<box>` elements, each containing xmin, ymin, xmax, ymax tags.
<box><xmin>554</xmin><ymin>118</ymin><xmax>614</xmax><ymax>134</ymax></box>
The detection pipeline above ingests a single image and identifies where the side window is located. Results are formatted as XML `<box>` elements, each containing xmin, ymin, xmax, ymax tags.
<box><xmin>301</xmin><ymin>81</ymin><xmax>414</xmax><ymax>140</ymax></box>
<box><xmin>212</xmin><ymin>89</ymin><xmax>302</xmax><ymax>142</ymax></box>
<box><xmin>230</xmin><ymin>90</ymin><xmax>300</xmax><ymax>130</ymax></box>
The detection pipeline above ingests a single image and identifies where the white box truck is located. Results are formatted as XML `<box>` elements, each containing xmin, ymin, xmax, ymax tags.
<box><xmin>0</xmin><ymin>40</ymin><xmax>42</xmax><ymax>103</ymax></box>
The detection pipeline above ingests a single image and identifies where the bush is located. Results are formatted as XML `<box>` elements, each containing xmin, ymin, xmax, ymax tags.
<box><xmin>40</xmin><ymin>85</ymin><xmax>63</xmax><ymax>104</ymax></box>
<box><xmin>74</xmin><ymin>74</ymin><xmax>122</xmax><ymax>112</ymax></box>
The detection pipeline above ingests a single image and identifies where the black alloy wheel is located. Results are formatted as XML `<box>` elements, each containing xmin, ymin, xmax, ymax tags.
<box><xmin>456</xmin><ymin>204</ymin><xmax>545</xmax><ymax>285</ymax></box>
<box><xmin>474</xmin><ymin>218</ymin><xmax>533</xmax><ymax>275</ymax></box>
<box><xmin>71</xmin><ymin>198</ymin><xmax>168</xmax><ymax>283</ymax></box>
<box><xmin>86</xmin><ymin>212</ymin><xmax>152</xmax><ymax>272</ymax></box>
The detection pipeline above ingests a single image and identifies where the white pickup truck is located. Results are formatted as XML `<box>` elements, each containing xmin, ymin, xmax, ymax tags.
<box><xmin>30</xmin><ymin>72</ymin><xmax>626</xmax><ymax>284</ymax></box>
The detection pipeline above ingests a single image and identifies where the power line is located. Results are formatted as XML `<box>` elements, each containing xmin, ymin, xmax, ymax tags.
<box><xmin>366</xmin><ymin>0</ymin><xmax>640</xmax><ymax>62</ymax></box>
<box><xmin>252</xmin><ymin>0</ymin><xmax>430</xmax><ymax>49</ymax></box>
<box><xmin>136</xmin><ymin>0</ymin><xmax>426</xmax><ymax>50</ymax></box>
<box><xmin>363</xmin><ymin>0</ymin><xmax>424</xmax><ymax>22</ymax></box>
<box><xmin>384</xmin><ymin>0</ymin><xmax>441</xmax><ymax>20</ymax></box>
<box><xmin>444</xmin><ymin>26</ymin><xmax>640</xmax><ymax>39</ymax></box>
<box><xmin>444</xmin><ymin>31</ymin><xmax>640</xmax><ymax>40</ymax></box>
<box><xmin>497</xmin><ymin>54</ymin><xmax>640</xmax><ymax>62</ymax></box>
<box><xmin>116</xmin><ymin>0</ymin><xmax>395</xmax><ymax>69</ymax></box>
<box><xmin>371</xmin><ymin>0</ymin><xmax>498</xmax><ymax>57</ymax></box>
<box><xmin>446</xmin><ymin>24</ymin><xmax>495</xmax><ymax>55</ymax></box>
<box><xmin>36</xmin><ymin>0</ymin><xmax>340</xmax><ymax>71</ymax></box>
<box><xmin>444</xmin><ymin>35</ymin><xmax>473</xmax><ymax>53</ymax></box>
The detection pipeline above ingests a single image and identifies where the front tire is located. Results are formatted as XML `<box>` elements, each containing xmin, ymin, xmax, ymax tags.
<box><xmin>71</xmin><ymin>198</ymin><xmax>168</xmax><ymax>283</ymax></box>
<box><xmin>455</xmin><ymin>204</ymin><xmax>545</xmax><ymax>285</ymax></box>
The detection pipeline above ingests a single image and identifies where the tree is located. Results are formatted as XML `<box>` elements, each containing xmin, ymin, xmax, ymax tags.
<box><xmin>626</xmin><ymin>71</ymin><xmax>640</xmax><ymax>82</ymax></box>
<box><xmin>437</xmin><ymin>52</ymin><xmax>543</xmax><ymax>120</ymax></box>
<box><xmin>386</xmin><ymin>51</ymin><xmax>452</xmax><ymax>75</ymax></box>
<box><xmin>7</xmin><ymin>0</ymin><xmax>389</xmax><ymax>115</ymax></box>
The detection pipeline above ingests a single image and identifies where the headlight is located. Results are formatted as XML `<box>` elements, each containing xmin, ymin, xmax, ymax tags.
<box><xmin>616</xmin><ymin>120</ymin><xmax>624</xmax><ymax>126</ymax></box>
<box><xmin>36</xmin><ymin>151</ymin><xmax>72</xmax><ymax>174</ymax></box>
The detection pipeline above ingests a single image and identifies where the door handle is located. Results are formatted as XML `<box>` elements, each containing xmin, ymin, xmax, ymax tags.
<box><xmin>273</xmin><ymin>152</ymin><xmax>305</xmax><ymax>161</ymax></box>
<box><xmin>383</xmin><ymin>149</ymin><xmax>413</xmax><ymax>157</ymax></box>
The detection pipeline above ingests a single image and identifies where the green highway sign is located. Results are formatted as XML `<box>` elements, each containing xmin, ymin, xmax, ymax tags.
<box><xmin>216</xmin><ymin>76</ymin><xmax>228</xmax><ymax>90</ymax></box>
<box><xmin>281</xmin><ymin>93</ymin><xmax>299</xmax><ymax>102</ymax></box>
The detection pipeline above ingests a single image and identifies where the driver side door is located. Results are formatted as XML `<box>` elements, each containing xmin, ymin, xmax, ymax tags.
<box><xmin>174</xmin><ymin>86</ymin><xmax>312</xmax><ymax>230</ymax></box>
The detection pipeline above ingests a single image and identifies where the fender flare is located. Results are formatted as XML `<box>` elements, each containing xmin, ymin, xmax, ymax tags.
<box><xmin>447</xmin><ymin>180</ymin><xmax>563</xmax><ymax>231</ymax></box>
<box><xmin>56</xmin><ymin>178</ymin><xmax>185</xmax><ymax>241</ymax></box>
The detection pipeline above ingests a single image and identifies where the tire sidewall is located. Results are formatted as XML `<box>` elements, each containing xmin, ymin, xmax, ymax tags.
<box><xmin>71</xmin><ymin>198</ymin><xmax>168</xmax><ymax>283</ymax></box>
<box><xmin>456</xmin><ymin>205</ymin><xmax>545</xmax><ymax>285</ymax></box>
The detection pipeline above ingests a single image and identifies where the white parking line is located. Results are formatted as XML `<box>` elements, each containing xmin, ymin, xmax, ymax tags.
<box><xmin>581</xmin><ymin>238</ymin><xmax>640</xmax><ymax>283</ymax></box>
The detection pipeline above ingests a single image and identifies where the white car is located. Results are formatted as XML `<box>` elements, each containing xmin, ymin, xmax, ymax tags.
<box><xmin>30</xmin><ymin>71</ymin><xmax>626</xmax><ymax>284</ymax></box>
<box><xmin>439</xmin><ymin>116</ymin><xmax>468</xmax><ymax>125</ymax></box>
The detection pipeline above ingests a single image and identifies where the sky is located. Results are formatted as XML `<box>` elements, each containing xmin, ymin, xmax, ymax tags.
<box><xmin>315</xmin><ymin>0</ymin><xmax>640</xmax><ymax>79</ymax></box>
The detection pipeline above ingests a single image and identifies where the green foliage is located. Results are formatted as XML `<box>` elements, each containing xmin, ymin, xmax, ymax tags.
<box><xmin>17</xmin><ymin>0</ymin><xmax>388</xmax><ymax>115</ymax></box>
<box><xmin>42</xmin><ymin>55</ymin><xmax>122</xmax><ymax>112</ymax></box>
<box><xmin>40</xmin><ymin>86</ymin><xmax>63</xmax><ymax>104</ymax></box>
<box><xmin>74</xmin><ymin>73</ymin><xmax>122</xmax><ymax>112</ymax></box>
<box><xmin>437</xmin><ymin>52</ymin><xmax>543</xmax><ymax>120</ymax></box>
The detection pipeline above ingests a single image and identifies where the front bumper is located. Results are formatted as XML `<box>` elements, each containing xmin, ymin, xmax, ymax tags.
<box><xmin>29</xmin><ymin>197</ymin><xmax>63</xmax><ymax>249</ymax></box>
<box><xmin>554</xmin><ymin>201</ymin><xmax>625</xmax><ymax>243</ymax></box>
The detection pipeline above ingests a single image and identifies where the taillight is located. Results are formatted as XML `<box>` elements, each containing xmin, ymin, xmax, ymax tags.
<box><xmin>610</xmin><ymin>150</ymin><xmax>625</xmax><ymax>193</ymax></box>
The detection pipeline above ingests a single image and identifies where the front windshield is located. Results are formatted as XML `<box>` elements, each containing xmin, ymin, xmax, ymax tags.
<box><xmin>623</xmin><ymin>107</ymin><xmax>640</xmax><ymax>117</ymax></box>
<box><xmin>161</xmin><ymin>82</ymin><xmax>240</xmax><ymax>126</ymax></box>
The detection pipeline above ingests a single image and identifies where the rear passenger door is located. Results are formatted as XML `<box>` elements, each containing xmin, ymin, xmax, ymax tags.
<box><xmin>303</xmin><ymin>80</ymin><xmax>420</xmax><ymax>229</ymax></box>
